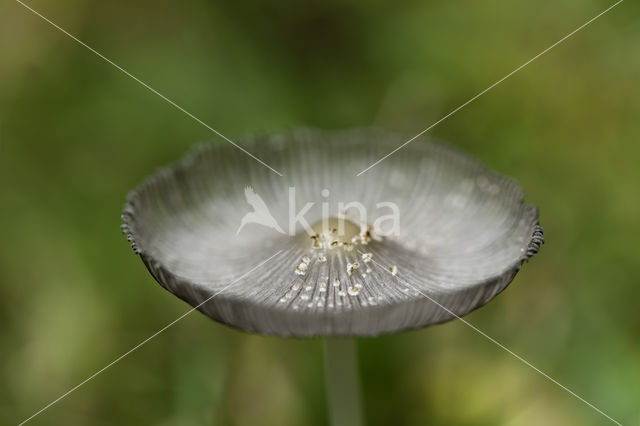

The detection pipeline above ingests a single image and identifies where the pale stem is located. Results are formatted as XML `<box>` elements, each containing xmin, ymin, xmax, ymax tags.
<box><xmin>323</xmin><ymin>337</ymin><xmax>364</xmax><ymax>426</ymax></box>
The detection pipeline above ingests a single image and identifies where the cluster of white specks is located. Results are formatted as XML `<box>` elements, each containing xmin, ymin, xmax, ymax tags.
<box><xmin>309</xmin><ymin>222</ymin><xmax>381</xmax><ymax>252</ymax></box>
<box><xmin>347</xmin><ymin>284</ymin><xmax>362</xmax><ymax>296</ymax></box>
<box><xmin>284</xmin><ymin>240</ymin><xmax>392</xmax><ymax>310</ymax></box>
<box><xmin>347</xmin><ymin>262</ymin><xmax>360</xmax><ymax>276</ymax></box>
<box><xmin>294</xmin><ymin>256</ymin><xmax>312</xmax><ymax>275</ymax></box>
<box><xmin>295</xmin><ymin>263</ymin><xmax>307</xmax><ymax>276</ymax></box>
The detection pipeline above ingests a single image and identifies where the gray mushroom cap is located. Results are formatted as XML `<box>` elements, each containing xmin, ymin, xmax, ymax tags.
<box><xmin>121</xmin><ymin>129</ymin><xmax>543</xmax><ymax>337</ymax></box>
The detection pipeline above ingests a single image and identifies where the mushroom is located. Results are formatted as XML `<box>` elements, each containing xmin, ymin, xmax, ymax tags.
<box><xmin>121</xmin><ymin>129</ymin><xmax>543</xmax><ymax>425</ymax></box>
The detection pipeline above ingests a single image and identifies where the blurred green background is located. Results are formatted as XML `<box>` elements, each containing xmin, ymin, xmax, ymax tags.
<box><xmin>1</xmin><ymin>0</ymin><xmax>639</xmax><ymax>424</ymax></box>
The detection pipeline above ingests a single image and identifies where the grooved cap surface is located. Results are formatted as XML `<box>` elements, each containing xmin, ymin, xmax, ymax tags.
<box><xmin>121</xmin><ymin>129</ymin><xmax>543</xmax><ymax>337</ymax></box>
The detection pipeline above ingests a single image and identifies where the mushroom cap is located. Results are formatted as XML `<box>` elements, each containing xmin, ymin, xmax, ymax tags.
<box><xmin>121</xmin><ymin>129</ymin><xmax>543</xmax><ymax>337</ymax></box>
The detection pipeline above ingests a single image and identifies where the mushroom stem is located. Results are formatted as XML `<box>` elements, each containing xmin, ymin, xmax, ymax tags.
<box><xmin>323</xmin><ymin>338</ymin><xmax>364</xmax><ymax>426</ymax></box>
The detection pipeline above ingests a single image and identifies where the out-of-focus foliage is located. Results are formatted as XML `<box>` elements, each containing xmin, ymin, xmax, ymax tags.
<box><xmin>1</xmin><ymin>0</ymin><xmax>638</xmax><ymax>425</ymax></box>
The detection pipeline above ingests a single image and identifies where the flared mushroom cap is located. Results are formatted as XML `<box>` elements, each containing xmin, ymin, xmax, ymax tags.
<box><xmin>121</xmin><ymin>129</ymin><xmax>543</xmax><ymax>337</ymax></box>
